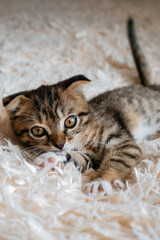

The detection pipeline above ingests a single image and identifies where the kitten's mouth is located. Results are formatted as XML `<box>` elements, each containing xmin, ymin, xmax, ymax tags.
<box><xmin>48</xmin><ymin>148</ymin><xmax>62</xmax><ymax>153</ymax></box>
<box><xmin>52</xmin><ymin>150</ymin><xmax>61</xmax><ymax>153</ymax></box>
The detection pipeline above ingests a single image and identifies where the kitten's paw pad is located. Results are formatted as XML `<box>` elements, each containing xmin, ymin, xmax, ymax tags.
<box><xmin>40</xmin><ymin>158</ymin><xmax>64</xmax><ymax>169</ymax></box>
<box><xmin>34</xmin><ymin>152</ymin><xmax>66</xmax><ymax>169</ymax></box>
<box><xmin>83</xmin><ymin>180</ymin><xmax>112</xmax><ymax>195</ymax></box>
<box><xmin>113</xmin><ymin>179</ymin><xmax>125</xmax><ymax>191</ymax></box>
<box><xmin>48</xmin><ymin>157</ymin><xmax>64</xmax><ymax>168</ymax></box>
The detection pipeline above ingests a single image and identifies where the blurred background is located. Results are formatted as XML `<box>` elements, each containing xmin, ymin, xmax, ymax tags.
<box><xmin>0</xmin><ymin>0</ymin><xmax>160</xmax><ymax>98</ymax></box>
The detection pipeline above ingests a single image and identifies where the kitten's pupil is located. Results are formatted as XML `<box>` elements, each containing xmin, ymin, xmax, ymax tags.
<box><xmin>37</xmin><ymin>128</ymin><xmax>42</xmax><ymax>134</ymax></box>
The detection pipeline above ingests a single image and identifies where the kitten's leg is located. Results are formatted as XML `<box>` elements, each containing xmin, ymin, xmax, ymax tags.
<box><xmin>83</xmin><ymin>138</ymin><xmax>142</xmax><ymax>194</ymax></box>
<box><xmin>33</xmin><ymin>150</ymin><xmax>92</xmax><ymax>170</ymax></box>
<box><xmin>63</xmin><ymin>150</ymin><xmax>125</xmax><ymax>194</ymax></box>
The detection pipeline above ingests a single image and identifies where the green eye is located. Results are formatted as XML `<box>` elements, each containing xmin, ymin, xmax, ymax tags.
<box><xmin>31</xmin><ymin>126</ymin><xmax>46</xmax><ymax>137</ymax></box>
<box><xmin>64</xmin><ymin>115</ymin><xmax>77</xmax><ymax>128</ymax></box>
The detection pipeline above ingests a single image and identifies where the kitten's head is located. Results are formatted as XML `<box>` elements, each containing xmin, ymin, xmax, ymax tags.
<box><xmin>2</xmin><ymin>75</ymin><xmax>90</xmax><ymax>155</ymax></box>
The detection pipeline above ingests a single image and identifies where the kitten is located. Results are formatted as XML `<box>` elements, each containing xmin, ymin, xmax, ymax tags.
<box><xmin>2</xmin><ymin>18</ymin><xmax>159</xmax><ymax>194</ymax></box>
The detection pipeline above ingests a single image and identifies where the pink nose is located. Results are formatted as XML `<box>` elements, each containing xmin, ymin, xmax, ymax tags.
<box><xmin>54</xmin><ymin>142</ymin><xmax>64</xmax><ymax>150</ymax></box>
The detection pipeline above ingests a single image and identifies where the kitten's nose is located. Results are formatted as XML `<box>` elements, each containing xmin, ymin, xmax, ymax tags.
<box><xmin>55</xmin><ymin>142</ymin><xmax>64</xmax><ymax>150</ymax></box>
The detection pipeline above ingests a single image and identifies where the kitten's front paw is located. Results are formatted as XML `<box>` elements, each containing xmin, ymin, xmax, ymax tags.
<box><xmin>83</xmin><ymin>179</ymin><xmax>125</xmax><ymax>195</ymax></box>
<box><xmin>112</xmin><ymin>179</ymin><xmax>125</xmax><ymax>191</ymax></box>
<box><xmin>34</xmin><ymin>152</ymin><xmax>67</xmax><ymax>168</ymax></box>
<box><xmin>83</xmin><ymin>180</ymin><xmax>112</xmax><ymax>195</ymax></box>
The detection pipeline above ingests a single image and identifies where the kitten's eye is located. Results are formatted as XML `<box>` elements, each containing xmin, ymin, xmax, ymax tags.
<box><xmin>31</xmin><ymin>126</ymin><xmax>46</xmax><ymax>137</ymax></box>
<box><xmin>64</xmin><ymin>115</ymin><xmax>77</xmax><ymax>129</ymax></box>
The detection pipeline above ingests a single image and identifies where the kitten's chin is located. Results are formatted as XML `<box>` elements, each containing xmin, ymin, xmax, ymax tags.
<box><xmin>44</xmin><ymin>147</ymin><xmax>60</xmax><ymax>152</ymax></box>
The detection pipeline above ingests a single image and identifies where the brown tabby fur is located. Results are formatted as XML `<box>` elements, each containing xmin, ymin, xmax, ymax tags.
<box><xmin>2</xmin><ymin>18</ymin><xmax>160</xmax><ymax>192</ymax></box>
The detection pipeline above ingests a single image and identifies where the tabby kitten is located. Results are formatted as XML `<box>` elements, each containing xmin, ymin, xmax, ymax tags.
<box><xmin>2</xmin><ymin>18</ymin><xmax>160</xmax><ymax>194</ymax></box>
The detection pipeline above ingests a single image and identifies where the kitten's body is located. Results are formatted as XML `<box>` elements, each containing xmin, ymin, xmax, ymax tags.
<box><xmin>2</xmin><ymin>18</ymin><xmax>159</xmax><ymax>194</ymax></box>
<box><xmin>90</xmin><ymin>85</ymin><xmax>160</xmax><ymax>142</ymax></box>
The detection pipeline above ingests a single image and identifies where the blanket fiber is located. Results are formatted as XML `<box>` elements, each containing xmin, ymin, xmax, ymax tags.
<box><xmin>0</xmin><ymin>0</ymin><xmax>160</xmax><ymax>239</ymax></box>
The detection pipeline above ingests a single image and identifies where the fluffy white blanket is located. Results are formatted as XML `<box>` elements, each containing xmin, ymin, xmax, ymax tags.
<box><xmin>0</xmin><ymin>0</ymin><xmax>160</xmax><ymax>239</ymax></box>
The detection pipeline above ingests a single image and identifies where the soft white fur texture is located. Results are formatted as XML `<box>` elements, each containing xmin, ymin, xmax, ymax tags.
<box><xmin>0</xmin><ymin>0</ymin><xmax>160</xmax><ymax>239</ymax></box>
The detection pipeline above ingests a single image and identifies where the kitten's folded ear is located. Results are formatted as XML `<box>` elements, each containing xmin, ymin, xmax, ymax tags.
<box><xmin>58</xmin><ymin>75</ymin><xmax>91</xmax><ymax>99</ymax></box>
<box><xmin>58</xmin><ymin>75</ymin><xmax>91</xmax><ymax>90</ymax></box>
<box><xmin>2</xmin><ymin>92</ymin><xmax>30</xmax><ymax>112</ymax></box>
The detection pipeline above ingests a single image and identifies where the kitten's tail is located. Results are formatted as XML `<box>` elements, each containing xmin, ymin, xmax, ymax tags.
<box><xmin>127</xmin><ymin>17</ymin><xmax>151</xmax><ymax>87</ymax></box>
